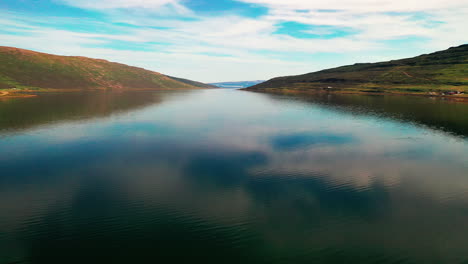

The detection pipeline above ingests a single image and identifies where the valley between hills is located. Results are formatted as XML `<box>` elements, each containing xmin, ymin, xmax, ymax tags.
<box><xmin>1</xmin><ymin>45</ymin><xmax>468</xmax><ymax>100</ymax></box>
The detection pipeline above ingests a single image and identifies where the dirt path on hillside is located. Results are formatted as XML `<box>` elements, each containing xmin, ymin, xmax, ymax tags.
<box><xmin>0</xmin><ymin>91</ymin><xmax>9</xmax><ymax>97</ymax></box>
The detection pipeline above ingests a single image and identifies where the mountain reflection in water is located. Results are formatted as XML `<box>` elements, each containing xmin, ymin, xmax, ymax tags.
<box><xmin>1</xmin><ymin>89</ymin><xmax>467</xmax><ymax>264</ymax></box>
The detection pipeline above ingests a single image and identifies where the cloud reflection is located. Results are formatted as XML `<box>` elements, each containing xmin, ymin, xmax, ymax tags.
<box><xmin>1</xmin><ymin>90</ymin><xmax>468</xmax><ymax>263</ymax></box>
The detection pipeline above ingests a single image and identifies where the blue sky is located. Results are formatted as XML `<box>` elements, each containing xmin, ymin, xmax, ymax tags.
<box><xmin>0</xmin><ymin>0</ymin><xmax>467</xmax><ymax>82</ymax></box>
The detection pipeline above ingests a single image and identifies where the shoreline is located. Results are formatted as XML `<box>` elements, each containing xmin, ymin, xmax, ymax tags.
<box><xmin>244</xmin><ymin>88</ymin><xmax>468</xmax><ymax>102</ymax></box>
<box><xmin>0</xmin><ymin>90</ymin><xmax>37</xmax><ymax>98</ymax></box>
<box><xmin>0</xmin><ymin>87</ymin><xmax>210</xmax><ymax>98</ymax></box>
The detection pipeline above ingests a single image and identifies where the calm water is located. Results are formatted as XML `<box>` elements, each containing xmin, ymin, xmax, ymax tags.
<box><xmin>1</xmin><ymin>89</ymin><xmax>468</xmax><ymax>264</ymax></box>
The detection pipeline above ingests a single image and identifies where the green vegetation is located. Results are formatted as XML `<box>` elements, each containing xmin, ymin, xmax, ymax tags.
<box><xmin>0</xmin><ymin>46</ymin><xmax>213</xmax><ymax>93</ymax></box>
<box><xmin>246</xmin><ymin>44</ymin><xmax>468</xmax><ymax>97</ymax></box>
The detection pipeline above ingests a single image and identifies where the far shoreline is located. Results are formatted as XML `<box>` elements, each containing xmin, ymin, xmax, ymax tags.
<box><xmin>243</xmin><ymin>87</ymin><xmax>468</xmax><ymax>103</ymax></box>
<box><xmin>0</xmin><ymin>87</ymin><xmax>211</xmax><ymax>98</ymax></box>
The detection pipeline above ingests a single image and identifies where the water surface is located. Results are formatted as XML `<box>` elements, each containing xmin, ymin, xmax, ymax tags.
<box><xmin>1</xmin><ymin>90</ymin><xmax>468</xmax><ymax>263</ymax></box>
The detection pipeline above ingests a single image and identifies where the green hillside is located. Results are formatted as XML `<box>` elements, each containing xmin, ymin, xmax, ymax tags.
<box><xmin>0</xmin><ymin>46</ymin><xmax>212</xmax><ymax>91</ymax></box>
<box><xmin>246</xmin><ymin>44</ymin><xmax>468</xmax><ymax>96</ymax></box>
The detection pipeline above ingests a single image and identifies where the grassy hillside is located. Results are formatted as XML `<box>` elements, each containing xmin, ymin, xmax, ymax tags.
<box><xmin>0</xmin><ymin>46</ymin><xmax>212</xmax><ymax>91</ymax></box>
<box><xmin>247</xmin><ymin>44</ymin><xmax>468</xmax><ymax>96</ymax></box>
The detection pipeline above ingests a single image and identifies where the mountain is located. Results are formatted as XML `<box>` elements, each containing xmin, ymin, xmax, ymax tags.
<box><xmin>166</xmin><ymin>75</ymin><xmax>217</xmax><ymax>88</ymax></box>
<box><xmin>210</xmin><ymin>80</ymin><xmax>265</xmax><ymax>88</ymax></box>
<box><xmin>0</xmin><ymin>46</ymin><xmax>213</xmax><ymax>91</ymax></box>
<box><xmin>246</xmin><ymin>45</ymin><xmax>468</xmax><ymax>96</ymax></box>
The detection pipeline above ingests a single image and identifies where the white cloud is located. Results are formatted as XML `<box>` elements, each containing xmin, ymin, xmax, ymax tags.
<box><xmin>60</xmin><ymin>0</ymin><xmax>191</xmax><ymax>14</ymax></box>
<box><xmin>62</xmin><ymin>0</ymin><xmax>176</xmax><ymax>9</ymax></box>
<box><xmin>237</xmin><ymin>0</ymin><xmax>468</xmax><ymax>13</ymax></box>
<box><xmin>1</xmin><ymin>0</ymin><xmax>467</xmax><ymax>82</ymax></box>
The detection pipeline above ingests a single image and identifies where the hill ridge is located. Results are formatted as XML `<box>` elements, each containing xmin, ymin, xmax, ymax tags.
<box><xmin>247</xmin><ymin>44</ymin><xmax>468</xmax><ymax>96</ymax></box>
<box><xmin>0</xmin><ymin>46</ymin><xmax>213</xmax><ymax>91</ymax></box>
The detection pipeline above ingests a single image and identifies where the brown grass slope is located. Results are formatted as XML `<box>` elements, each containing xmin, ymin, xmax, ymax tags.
<box><xmin>247</xmin><ymin>44</ymin><xmax>468</xmax><ymax>94</ymax></box>
<box><xmin>0</xmin><ymin>46</ymin><xmax>211</xmax><ymax>90</ymax></box>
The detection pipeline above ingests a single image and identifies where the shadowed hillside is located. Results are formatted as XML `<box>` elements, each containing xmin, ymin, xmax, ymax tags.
<box><xmin>246</xmin><ymin>44</ymin><xmax>468</xmax><ymax>96</ymax></box>
<box><xmin>0</xmin><ymin>47</ymin><xmax>212</xmax><ymax>91</ymax></box>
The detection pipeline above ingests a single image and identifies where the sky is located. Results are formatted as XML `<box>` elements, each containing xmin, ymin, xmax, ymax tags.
<box><xmin>0</xmin><ymin>0</ymin><xmax>467</xmax><ymax>83</ymax></box>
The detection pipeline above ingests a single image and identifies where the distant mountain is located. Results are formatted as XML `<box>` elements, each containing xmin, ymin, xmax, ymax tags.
<box><xmin>210</xmin><ymin>80</ymin><xmax>265</xmax><ymax>88</ymax></box>
<box><xmin>246</xmin><ymin>44</ymin><xmax>468</xmax><ymax>96</ymax></box>
<box><xmin>0</xmin><ymin>46</ymin><xmax>213</xmax><ymax>91</ymax></box>
<box><xmin>166</xmin><ymin>75</ymin><xmax>217</xmax><ymax>88</ymax></box>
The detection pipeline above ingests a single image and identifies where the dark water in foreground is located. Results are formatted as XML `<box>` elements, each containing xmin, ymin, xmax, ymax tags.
<box><xmin>1</xmin><ymin>90</ymin><xmax>468</xmax><ymax>264</ymax></box>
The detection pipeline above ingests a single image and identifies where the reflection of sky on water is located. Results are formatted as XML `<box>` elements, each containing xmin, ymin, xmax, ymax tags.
<box><xmin>1</xmin><ymin>89</ymin><xmax>468</xmax><ymax>263</ymax></box>
<box><xmin>270</xmin><ymin>132</ymin><xmax>356</xmax><ymax>150</ymax></box>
